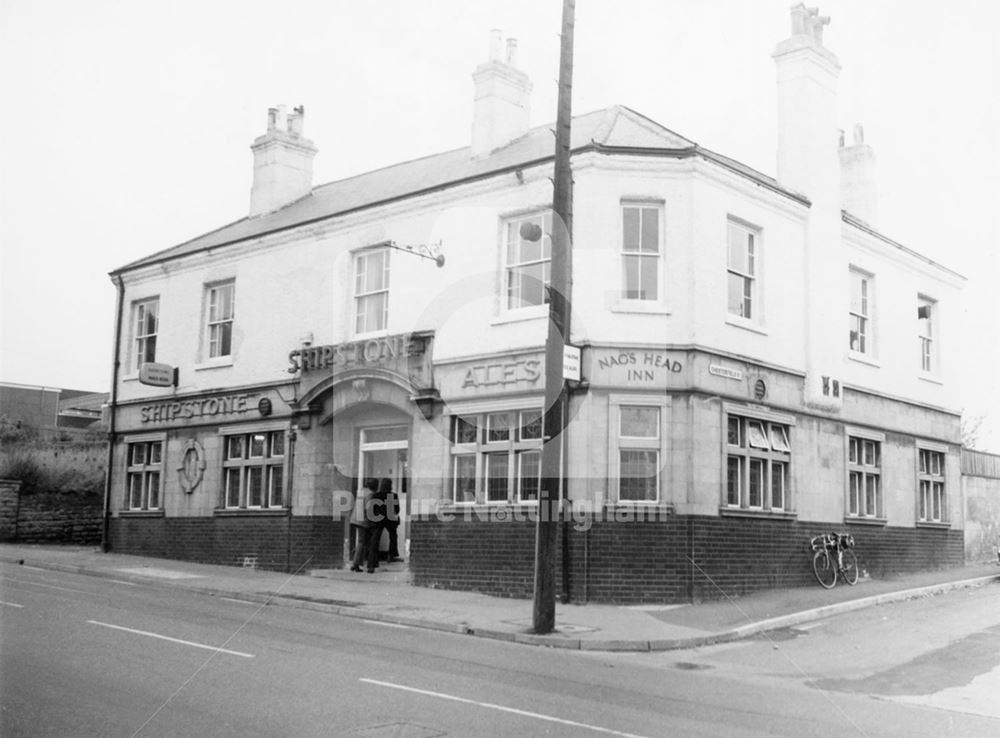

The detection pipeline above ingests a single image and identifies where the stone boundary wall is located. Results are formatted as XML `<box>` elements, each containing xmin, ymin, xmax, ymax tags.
<box><xmin>963</xmin><ymin>449</ymin><xmax>1000</xmax><ymax>563</ymax></box>
<box><xmin>0</xmin><ymin>479</ymin><xmax>102</xmax><ymax>544</ymax></box>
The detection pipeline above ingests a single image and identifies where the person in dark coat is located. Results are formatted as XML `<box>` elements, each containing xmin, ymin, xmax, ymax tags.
<box><xmin>380</xmin><ymin>477</ymin><xmax>401</xmax><ymax>562</ymax></box>
<box><xmin>350</xmin><ymin>478</ymin><xmax>379</xmax><ymax>573</ymax></box>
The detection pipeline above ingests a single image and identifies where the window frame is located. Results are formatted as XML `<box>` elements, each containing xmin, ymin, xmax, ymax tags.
<box><xmin>845</xmin><ymin>428</ymin><xmax>885</xmax><ymax>521</ymax></box>
<box><xmin>917</xmin><ymin>296</ymin><xmax>936</xmax><ymax>375</ymax></box>
<box><xmin>917</xmin><ymin>444</ymin><xmax>948</xmax><ymax>524</ymax></box>
<box><xmin>219</xmin><ymin>425</ymin><xmax>288</xmax><ymax>510</ymax></box>
<box><xmin>849</xmin><ymin>268</ymin><xmax>874</xmax><ymax>358</ymax></box>
<box><xmin>124</xmin><ymin>434</ymin><xmax>166</xmax><ymax>512</ymax></box>
<box><xmin>722</xmin><ymin>405</ymin><xmax>794</xmax><ymax>514</ymax></box>
<box><xmin>449</xmin><ymin>406</ymin><xmax>544</xmax><ymax>505</ymax></box>
<box><xmin>620</xmin><ymin>202</ymin><xmax>662</xmax><ymax>302</ymax></box>
<box><xmin>353</xmin><ymin>247</ymin><xmax>391</xmax><ymax>336</ymax></box>
<box><xmin>205</xmin><ymin>280</ymin><xmax>235</xmax><ymax>360</ymax></box>
<box><xmin>726</xmin><ymin>219</ymin><xmax>760</xmax><ymax>323</ymax></box>
<box><xmin>132</xmin><ymin>297</ymin><xmax>159</xmax><ymax>372</ymax></box>
<box><xmin>609</xmin><ymin>395</ymin><xmax>669</xmax><ymax>505</ymax></box>
<box><xmin>502</xmin><ymin>210</ymin><xmax>553</xmax><ymax>313</ymax></box>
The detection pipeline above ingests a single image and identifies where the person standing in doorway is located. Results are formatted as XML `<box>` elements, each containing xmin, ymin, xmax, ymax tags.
<box><xmin>380</xmin><ymin>477</ymin><xmax>401</xmax><ymax>562</ymax></box>
<box><xmin>350</xmin><ymin>478</ymin><xmax>378</xmax><ymax>573</ymax></box>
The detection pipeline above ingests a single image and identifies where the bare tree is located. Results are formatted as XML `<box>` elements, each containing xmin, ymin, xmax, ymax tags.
<box><xmin>961</xmin><ymin>411</ymin><xmax>986</xmax><ymax>449</ymax></box>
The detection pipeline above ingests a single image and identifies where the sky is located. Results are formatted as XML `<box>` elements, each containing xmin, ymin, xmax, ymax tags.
<box><xmin>1</xmin><ymin>0</ymin><xmax>997</xmax><ymax>450</ymax></box>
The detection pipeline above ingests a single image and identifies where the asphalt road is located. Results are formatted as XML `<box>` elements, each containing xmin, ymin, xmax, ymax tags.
<box><xmin>1</xmin><ymin>562</ymin><xmax>998</xmax><ymax>737</ymax></box>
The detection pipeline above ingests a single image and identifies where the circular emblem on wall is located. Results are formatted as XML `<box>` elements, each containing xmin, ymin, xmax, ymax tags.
<box><xmin>178</xmin><ymin>439</ymin><xmax>207</xmax><ymax>494</ymax></box>
<box><xmin>258</xmin><ymin>397</ymin><xmax>273</xmax><ymax>417</ymax></box>
<box><xmin>753</xmin><ymin>379</ymin><xmax>767</xmax><ymax>401</ymax></box>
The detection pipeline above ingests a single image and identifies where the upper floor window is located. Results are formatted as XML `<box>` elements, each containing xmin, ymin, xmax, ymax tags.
<box><xmin>849</xmin><ymin>269</ymin><xmax>873</xmax><ymax>355</ymax></box>
<box><xmin>725</xmin><ymin>414</ymin><xmax>791</xmax><ymax>512</ymax></box>
<box><xmin>621</xmin><ymin>204</ymin><xmax>661</xmax><ymax>301</ymax></box>
<box><xmin>450</xmin><ymin>408</ymin><xmax>543</xmax><ymax>504</ymax></box>
<box><xmin>727</xmin><ymin>220</ymin><xmax>758</xmax><ymax>321</ymax></box>
<box><xmin>126</xmin><ymin>439</ymin><xmax>163</xmax><ymax>511</ymax></box>
<box><xmin>918</xmin><ymin>448</ymin><xmax>946</xmax><ymax>523</ymax></box>
<box><xmin>504</xmin><ymin>211</ymin><xmax>552</xmax><ymax>310</ymax></box>
<box><xmin>133</xmin><ymin>298</ymin><xmax>159</xmax><ymax>371</ymax></box>
<box><xmin>917</xmin><ymin>297</ymin><xmax>935</xmax><ymax>373</ymax></box>
<box><xmin>206</xmin><ymin>282</ymin><xmax>235</xmax><ymax>359</ymax></box>
<box><xmin>847</xmin><ymin>435</ymin><xmax>882</xmax><ymax>519</ymax></box>
<box><xmin>354</xmin><ymin>248</ymin><xmax>390</xmax><ymax>334</ymax></box>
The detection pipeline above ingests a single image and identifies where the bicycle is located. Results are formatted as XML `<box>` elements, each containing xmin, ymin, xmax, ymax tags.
<box><xmin>810</xmin><ymin>532</ymin><xmax>859</xmax><ymax>589</ymax></box>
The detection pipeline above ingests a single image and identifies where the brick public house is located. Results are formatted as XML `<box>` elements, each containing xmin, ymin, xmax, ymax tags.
<box><xmin>105</xmin><ymin>7</ymin><xmax>965</xmax><ymax>603</ymax></box>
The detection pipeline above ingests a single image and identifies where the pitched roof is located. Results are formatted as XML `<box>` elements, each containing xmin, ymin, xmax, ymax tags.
<box><xmin>112</xmin><ymin>105</ymin><xmax>795</xmax><ymax>274</ymax></box>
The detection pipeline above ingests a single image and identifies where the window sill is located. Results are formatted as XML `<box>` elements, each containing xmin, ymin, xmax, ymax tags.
<box><xmin>491</xmin><ymin>305</ymin><xmax>548</xmax><ymax>325</ymax></box>
<box><xmin>918</xmin><ymin>373</ymin><xmax>943</xmax><ymax>386</ymax></box>
<box><xmin>848</xmin><ymin>352</ymin><xmax>880</xmax><ymax>368</ymax></box>
<box><xmin>719</xmin><ymin>507</ymin><xmax>796</xmax><ymax>520</ymax></box>
<box><xmin>724</xmin><ymin>317</ymin><xmax>768</xmax><ymax>336</ymax></box>
<box><xmin>353</xmin><ymin>328</ymin><xmax>389</xmax><ymax>340</ymax></box>
<box><xmin>119</xmin><ymin>509</ymin><xmax>164</xmax><ymax>518</ymax></box>
<box><xmin>843</xmin><ymin>515</ymin><xmax>887</xmax><ymax>527</ymax></box>
<box><xmin>916</xmin><ymin>520</ymin><xmax>951</xmax><ymax>530</ymax></box>
<box><xmin>214</xmin><ymin>507</ymin><xmax>290</xmax><ymax>517</ymax></box>
<box><xmin>122</xmin><ymin>373</ymin><xmax>140</xmax><ymax>383</ymax></box>
<box><xmin>195</xmin><ymin>357</ymin><xmax>234</xmax><ymax>372</ymax></box>
<box><xmin>611</xmin><ymin>302</ymin><xmax>672</xmax><ymax>316</ymax></box>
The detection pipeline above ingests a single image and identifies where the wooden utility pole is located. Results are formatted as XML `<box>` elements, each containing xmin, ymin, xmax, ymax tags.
<box><xmin>533</xmin><ymin>0</ymin><xmax>575</xmax><ymax>635</ymax></box>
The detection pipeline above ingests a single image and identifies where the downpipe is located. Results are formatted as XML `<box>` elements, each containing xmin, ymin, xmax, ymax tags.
<box><xmin>101</xmin><ymin>274</ymin><xmax>125</xmax><ymax>553</ymax></box>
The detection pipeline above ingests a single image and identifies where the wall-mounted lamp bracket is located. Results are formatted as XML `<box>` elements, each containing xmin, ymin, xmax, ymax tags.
<box><xmin>379</xmin><ymin>239</ymin><xmax>445</xmax><ymax>268</ymax></box>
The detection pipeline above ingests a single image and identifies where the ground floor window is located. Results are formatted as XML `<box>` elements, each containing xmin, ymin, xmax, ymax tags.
<box><xmin>125</xmin><ymin>437</ymin><xmax>164</xmax><ymax>510</ymax></box>
<box><xmin>450</xmin><ymin>408</ymin><xmax>542</xmax><ymax>504</ymax></box>
<box><xmin>847</xmin><ymin>434</ymin><xmax>883</xmax><ymax>519</ymax></box>
<box><xmin>222</xmin><ymin>429</ymin><xmax>286</xmax><ymax>509</ymax></box>
<box><xmin>724</xmin><ymin>410</ymin><xmax>791</xmax><ymax>512</ymax></box>
<box><xmin>918</xmin><ymin>447</ymin><xmax>946</xmax><ymax>522</ymax></box>
<box><xmin>608</xmin><ymin>395</ymin><xmax>668</xmax><ymax>504</ymax></box>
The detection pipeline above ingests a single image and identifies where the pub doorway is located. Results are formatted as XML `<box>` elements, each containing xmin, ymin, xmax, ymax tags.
<box><xmin>357</xmin><ymin>425</ymin><xmax>409</xmax><ymax>563</ymax></box>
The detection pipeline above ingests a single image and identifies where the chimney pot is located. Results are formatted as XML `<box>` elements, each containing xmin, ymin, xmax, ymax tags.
<box><xmin>489</xmin><ymin>29</ymin><xmax>502</xmax><ymax>61</ymax></box>
<box><xmin>506</xmin><ymin>38</ymin><xmax>518</xmax><ymax>66</ymax></box>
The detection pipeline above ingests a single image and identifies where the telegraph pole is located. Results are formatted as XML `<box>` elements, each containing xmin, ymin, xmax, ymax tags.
<box><xmin>533</xmin><ymin>0</ymin><xmax>575</xmax><ymax>635</ymax></box>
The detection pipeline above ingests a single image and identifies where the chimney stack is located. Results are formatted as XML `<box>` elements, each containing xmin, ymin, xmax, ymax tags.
<box><xmin>772</xmin><ymin>3</ymin><xmax>840</xmax><ymax>201</ymax></box>
<box><xmin>839</xmin><ymin>123</ymin><xmax>878</xmax><ymax>225</ymax></box>
<box><xmin>249</xmin><ymin>104</ymin><xmax>318</xmax><ymax>216</ymax></box>
<box><xmin>774</xmin><ymin>5</ymin><xmax>846</xmax><ymax>411</ymax></box>
<box><xmin>471</xmin><ymin>29</ymin><xmax>532</xmax><ymax>157</ymax></box>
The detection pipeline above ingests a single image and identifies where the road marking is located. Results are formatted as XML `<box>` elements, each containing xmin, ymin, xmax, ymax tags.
<box><xmin>108</xmin><ymin>579</ymin><xmax>138</xmax><ymax>586</ymax></box>
<box><xmin>87</xmin><ymin>620</ymin><xmax>255</xmax><ymax>658</ymax></box>
<box><xmin>220</xmin><ymin>597</ymin><xmax>257</xmax><ymax>605</ymax></box>
<box><xmin>1</xmin><ymin>577</ymin><xmax>95</xmax><ymax>596</ymax></box>
<box><xmin>361</xmin><ymin>678</ymin><xmax>653</xmax><ymax>738</ymax></box>
<box><xmin>0</xmin><ymin>600</ymin><xmax>24</xmax><ymax>608</ymax></box>
<box><xmin>362</xmin><ymin>619</ymin><xmax>411</xmax><ymax>629</ymax></box>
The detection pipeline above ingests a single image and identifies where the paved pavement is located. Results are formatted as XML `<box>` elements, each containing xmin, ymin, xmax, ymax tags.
<box><xmin>2</xmin><ymin>543</ymin><xmax>997</xmax><ymax>652</ymax></box>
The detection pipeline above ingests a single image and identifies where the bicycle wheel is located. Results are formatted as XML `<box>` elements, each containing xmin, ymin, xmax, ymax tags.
<box><xmin>841</xmin><ymin>549</ymin><xmax>859</xmax><ymax>585</ymax></box>
<box><xmin>812</xmin><ymin>550</ymin><xmax>837</xmax><ymax>589</ymax></box>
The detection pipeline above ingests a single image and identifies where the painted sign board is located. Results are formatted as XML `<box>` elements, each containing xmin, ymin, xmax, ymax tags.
<box><xmin>139</xmin><ymin>362</ymin><xmax>177</xmax><ymax>387</ymax></box>
<box><xmin>563</xmin><ymin>345</ymin><xmax>581</xmax><ymax>382</ymax></box>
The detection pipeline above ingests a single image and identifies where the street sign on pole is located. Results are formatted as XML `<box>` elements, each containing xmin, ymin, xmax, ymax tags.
<box><xmin>563</xmin><ymin>345</ymin><xmax>581</xmax><ymax>382</ymax></box>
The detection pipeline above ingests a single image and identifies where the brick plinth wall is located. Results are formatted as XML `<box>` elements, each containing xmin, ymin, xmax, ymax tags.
<box><xmin>409</xmin><ymin>514</ymin><xmax>966</xmax><ymax>604</ymax></box>
<box><xmin>110</xmin><ymin>515</ymin><xmax>342</xmax><ymax>572</ymax></box>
